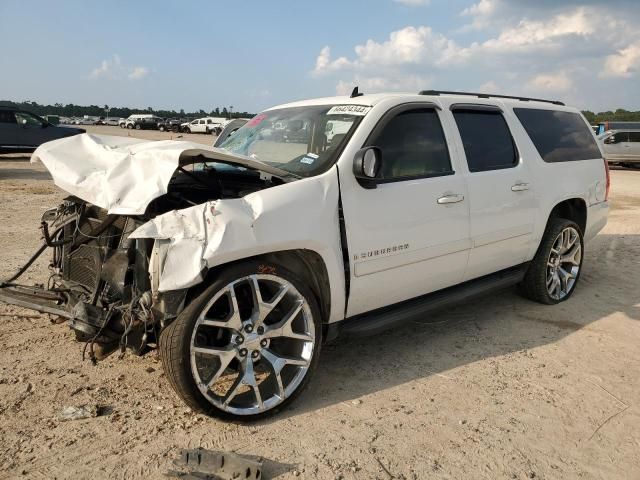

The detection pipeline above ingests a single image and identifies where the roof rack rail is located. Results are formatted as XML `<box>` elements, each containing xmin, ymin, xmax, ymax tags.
<box><xmin>418</xmin><ymin>90</ymin><xmax>565</xmax><ymax>106</ymax></box>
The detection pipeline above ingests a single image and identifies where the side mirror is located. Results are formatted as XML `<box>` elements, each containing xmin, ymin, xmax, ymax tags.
<box><xmin>604</xmin><ymin>136</ymin><xmax>614</xmax><ymax>144</ymax></box>
<box><xmin>353</xmin><ymin>147</ymin><xmax>381</xmax><ymax>189</ymax></box>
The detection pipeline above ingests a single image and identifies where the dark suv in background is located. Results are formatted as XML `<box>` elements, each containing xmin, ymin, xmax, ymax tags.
<box><xmin>157</xmin><ymin>118</ymin><xmax>183</xmax><ymax>132</ymax></box>
<box><xmin>0</xmin><ymin>106</ymin><xmax>85</xmax><ymax>153</ymax></box>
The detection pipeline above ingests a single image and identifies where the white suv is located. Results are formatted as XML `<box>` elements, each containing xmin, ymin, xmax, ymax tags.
<box><xmin>2</xmin><ymin>90</ymin><xmax>610</xmax><ymax>420</ymax></box>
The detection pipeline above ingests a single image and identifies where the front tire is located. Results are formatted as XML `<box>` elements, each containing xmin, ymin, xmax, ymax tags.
<box><xmin>520</xmin><ymin>218</ymin><xmax>584</xmax><ymax>304</ymax></box>
<box><xmin>160</xmin><ymin>261</ymin><xmax>322</xmax><ymax>420</ymax></box>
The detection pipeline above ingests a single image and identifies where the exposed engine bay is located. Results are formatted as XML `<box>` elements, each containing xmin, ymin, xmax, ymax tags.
<box><xmin>0</xmin><ymin>159</ymin><xmax>284</xmax><ymax>362</ymax></box>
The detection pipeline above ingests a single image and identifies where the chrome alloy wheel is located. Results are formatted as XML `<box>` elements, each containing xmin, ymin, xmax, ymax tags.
<box><xmin>546</xmin><ymin>226</ymin><xmax>582</xmax><ymax>301</ymax></box>
<box><xmin>189</xmin><ymin>274</ymin><xmax>315</xmax><ymax>416</ymax></box>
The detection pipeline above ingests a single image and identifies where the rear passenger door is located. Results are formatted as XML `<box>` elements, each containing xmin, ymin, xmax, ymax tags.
<box><xmin>448</xmin><ymin>104</ymin><xmax>536</xmax><ymax>281</ymax></box>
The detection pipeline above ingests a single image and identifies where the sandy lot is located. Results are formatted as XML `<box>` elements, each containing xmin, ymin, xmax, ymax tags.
<box><xmin>0</xmin><ymin>132</ymin><xmax>639</xmax><ymax>479</ymax></box>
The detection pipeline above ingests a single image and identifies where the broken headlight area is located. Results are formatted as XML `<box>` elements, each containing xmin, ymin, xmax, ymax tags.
<box><xmin>0</xmin><ymin>198</ymin><xmax>180</xmax><ymax>361</ymax></box>
<box><xmin>0</xmin><ymin>158</ymin><xmax>284</xmax><ymax>362</ymax></box>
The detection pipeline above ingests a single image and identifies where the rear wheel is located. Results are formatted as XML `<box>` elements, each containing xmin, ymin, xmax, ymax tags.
<box><xmin>520</xmin><ymin>218</ymin><xmax>584</xmax><ymax>304</ymax></box>
<box><xmin>159</xmin><ymin>125</ymin><xmax>165</xmax><ymax>132</ymax></box>
<box><xmin>160</xmin><ymin>261</ymin><xmax>322</xmax><ymax>420</ymax></box>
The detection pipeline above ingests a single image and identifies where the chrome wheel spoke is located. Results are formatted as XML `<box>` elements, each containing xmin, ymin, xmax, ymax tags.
<box><xmin>249</xmin><ymin>275</ymin><xmax>290</xmax><ymax>330</ymax></box>
<box><xmin>222</xmin><ymin>371</ymin><xmax>245</xmax><ymax>408</ymax></box>
<box><xmin>231</xmin><ymin>357</ymin><xmax>263</xmax><ymax>410</ymax></box>
<box><xmin>204</xmin><ymin>349</ymin><xmax>237</xmax><ymax>389</ymax></box>
<box><xmin>262</xmin><ymin>348</ymin><xmax>309</xmax><ymax>400</ymax></box>
<box><xmin>199</xmin><ymin>284</ymin><xmax>243</xmax><ymax>331</ymax></box>
<box><xmin>263</xmin><ymin>301</ymin><xmax>313</xmax><ymax>341</ymax></box>
<box><xmin>261</xmin><ymin>349</ymin><xmax>287</xmax><ymax>398</ymax></box>
<box><xmin>561</xmin><ymin>244</ymin><xmax>582</xmax><ymax>266</ymax></box>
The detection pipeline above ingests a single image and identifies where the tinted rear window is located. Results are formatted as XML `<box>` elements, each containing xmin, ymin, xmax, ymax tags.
<box><xmin>514</xmin><ymin>109</ymin><xmax>601</xmax><ymax>163</ymax></box>
<box><xmin>453</xmin><ymin>110</ymin><xmax>517</xmax><ymax>172</ymax></box>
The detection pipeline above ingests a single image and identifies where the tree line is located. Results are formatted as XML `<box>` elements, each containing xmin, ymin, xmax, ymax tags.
<box><xmin>0</xmin><ymin>100</ymin><xmax>256</xmax><ymax>120</ymax></box>
<box><xmin>581</xmin><ymin>109</ymin><xmax>640</xmax><ymax>124</ymax></box>
<box><xmin>3</xmin><ymin>99</ymin><xmax>640</xmax><ymax>125</ymax></box>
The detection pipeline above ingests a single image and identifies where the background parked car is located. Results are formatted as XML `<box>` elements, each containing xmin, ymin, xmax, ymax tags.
<box><xmin>599</xmin><ymin>129</ymin><xmax>640</xmax><ymax>168</ymax></box>
<box><xmin>0</xmin><ymin>106</ymin><xmax>85</xmax><ymax>153</ymax></box>
<box><xmin>181</xmin><ymin>117</ymin><xmax>226</xmax><ymax>134</ymax></box>
<box><xmin>101</xmin><ymin>117</ymin><xmax>122</xmax><ymax>126</ymax></box>
<box><xmin>123</xmin><ymin>114</ymin><xmax>161</xmax><ymax>129</ymax></box>
<box><xmin>157</xmin><ymin>118</ymin><xmax>183</xmax><ymax>132</ymax></box>
<box><xmin>127</xmin><ymin>116</ymin><xmax>163</xmax><ymax>130</ymax></box>
<box><xmin>73</xmin><ymin>116</ymin><xmax>98</xmax><ymax>125</ymax></box>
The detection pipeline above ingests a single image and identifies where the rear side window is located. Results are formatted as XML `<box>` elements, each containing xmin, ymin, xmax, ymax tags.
<box><xmin>0</xmin><ymin>110</ymin><xmax>16</xmax><ymax>123</ymax></box>
<box><xmin>453</xmin><ymin>110</ymin><xmax>518</xmax><ymax>172</ymax></box>
<box><xmin>369</xmin><ymin>108</ymin><xmax>452</xmax><ymax>180</ymax></box>
<box><xmin>628</xmin><ymin>132</ymin><xmax>640</xmax><ymax>143</ymax></box>
<box><xmin>514</xmin><ymin>109</ymin><xmax>601</xmax><ymax>162</ymax></box>
<box><xmin>605</xmin><ymin>132</ymin><xmax>629</xmax><ymax>144</ymax></box>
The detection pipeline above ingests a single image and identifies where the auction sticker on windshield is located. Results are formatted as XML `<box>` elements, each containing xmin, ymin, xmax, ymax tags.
<box><xmin>327</xmin><ymin>105</ymin><xmax>371</xmax><ymax>116</ymax></box>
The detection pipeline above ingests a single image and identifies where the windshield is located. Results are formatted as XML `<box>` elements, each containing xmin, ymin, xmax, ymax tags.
<box><xmin>217</xmin><ymin>105</ymin><xmax>368</xmax><ymax>177</ymax></box>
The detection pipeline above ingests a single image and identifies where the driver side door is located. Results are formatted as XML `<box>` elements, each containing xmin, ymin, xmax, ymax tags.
<box><xmin>13</xmin><ymin>111</ymin><xmax>47</xmax><ymax>147</ymax></box>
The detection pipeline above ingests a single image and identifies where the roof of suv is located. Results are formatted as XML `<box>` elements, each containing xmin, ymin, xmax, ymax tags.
<box><xmin>268</xmin><ymin>91</ymin><xmax>569</xmax><ymax>111</ymax></box>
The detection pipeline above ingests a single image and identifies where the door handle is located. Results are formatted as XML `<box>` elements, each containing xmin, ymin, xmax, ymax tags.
<box><xmin>437</xmin><ymin>194</ymin><xmax>464</xmax><ymax>205</ymax></box>
<box><xmin>511</xmin><ymin>183</ymin><xmax>530</xmax><ymax>192</ymax></box>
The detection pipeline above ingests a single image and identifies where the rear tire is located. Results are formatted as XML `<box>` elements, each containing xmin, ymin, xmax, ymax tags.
<box><xmin>159</xmin><ymin>260</ymin><xmax>322</xmax><ymax>421</ymax></box>
<box><xmin>520</xmin><ymin>217</ymin><xmax>584</xmax><ymax>304</ymax></box>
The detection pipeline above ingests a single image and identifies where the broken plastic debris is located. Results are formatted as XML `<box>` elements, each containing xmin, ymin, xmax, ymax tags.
<box><xmin>58</xmin><ymin>404</ymin><xmax>99</xmax><ymax>421</ymax></box>
<box><xmin>168</xmin><ymin>448</ymin><xmax>262</xmax><ymax>480</ymax></box>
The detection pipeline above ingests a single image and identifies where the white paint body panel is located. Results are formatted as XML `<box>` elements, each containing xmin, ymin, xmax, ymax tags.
<box><xmin>129</xmin><ymin>169</ymin><xmax>347</xmax><ymax>323</ymax></box>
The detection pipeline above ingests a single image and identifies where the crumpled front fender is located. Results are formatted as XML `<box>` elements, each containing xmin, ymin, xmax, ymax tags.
<box><xmin>129</xmin><ymin>168</ymin><xmax>347</xmax><ymax>323</ymax></box>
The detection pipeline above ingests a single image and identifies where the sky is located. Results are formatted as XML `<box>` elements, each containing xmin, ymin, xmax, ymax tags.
<box><xmin>1</xmin><ymin>0</ymin><xmax>639</xmax><ymax>113</ymax></box>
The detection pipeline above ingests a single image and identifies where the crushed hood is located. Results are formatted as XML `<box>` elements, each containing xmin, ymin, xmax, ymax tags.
<box><xmin>31</xmin><ymin>133</ymin><xmax>293</xmax><ymax>215</ymax></box>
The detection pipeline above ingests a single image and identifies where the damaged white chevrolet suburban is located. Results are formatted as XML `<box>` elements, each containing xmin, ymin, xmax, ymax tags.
<box><xmin>0</xmin><ymin>90</ymin><xmax>610</xmax><ymax>419</ymax></box>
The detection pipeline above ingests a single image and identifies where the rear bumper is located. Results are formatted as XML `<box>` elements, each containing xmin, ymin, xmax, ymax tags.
<box><xmin>585</xmin><ymin>201</ymin><xmax>609</xmax><ymax>243</ymax></box>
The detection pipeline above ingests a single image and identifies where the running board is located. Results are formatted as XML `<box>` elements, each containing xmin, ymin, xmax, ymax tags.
<box><xmin>0</xmin><ymin>285</ymin><xmax>72</xmax><ymax>318</ymax></box>
<box><xmin>326</xmin><ymin>264</ymin><xmax>528</xmax><ymax>341</ymax></box>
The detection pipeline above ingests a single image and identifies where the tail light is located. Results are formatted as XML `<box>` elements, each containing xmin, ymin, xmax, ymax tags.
<box><xmin>603</xmin><ymin>158</ymin><xmax>611</xmax><ymax>201</ymax></box>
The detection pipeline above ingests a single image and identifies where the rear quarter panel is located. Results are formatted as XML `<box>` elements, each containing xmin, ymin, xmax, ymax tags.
<box><xmin>504</xmin><ymin>104</ymin><xmax>608</xmax><ymax>259</ymax></box>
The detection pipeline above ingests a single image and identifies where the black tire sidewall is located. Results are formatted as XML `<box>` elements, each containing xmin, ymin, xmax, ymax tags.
<box><xmin>160</xmin><ymin>260</ymin><xmax>323</xmax><ymax>421</ymax></box>
<box><xmin>524</xmin><ymin>218</ymin><xmax>584</xmax><ymax>304</ymax></box>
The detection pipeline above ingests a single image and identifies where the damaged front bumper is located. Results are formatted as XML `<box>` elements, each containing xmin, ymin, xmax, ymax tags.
<box><xmin>0</xmin><ymin>200</ymin><xmax>187</xmax><ymax>361</ymax></box>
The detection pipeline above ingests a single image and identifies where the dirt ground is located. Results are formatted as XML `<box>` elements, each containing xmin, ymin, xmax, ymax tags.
<box><xmin>0</xmin><ymin>129</ymin><xmax>639</xmax><ymax>479</ymax></box>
